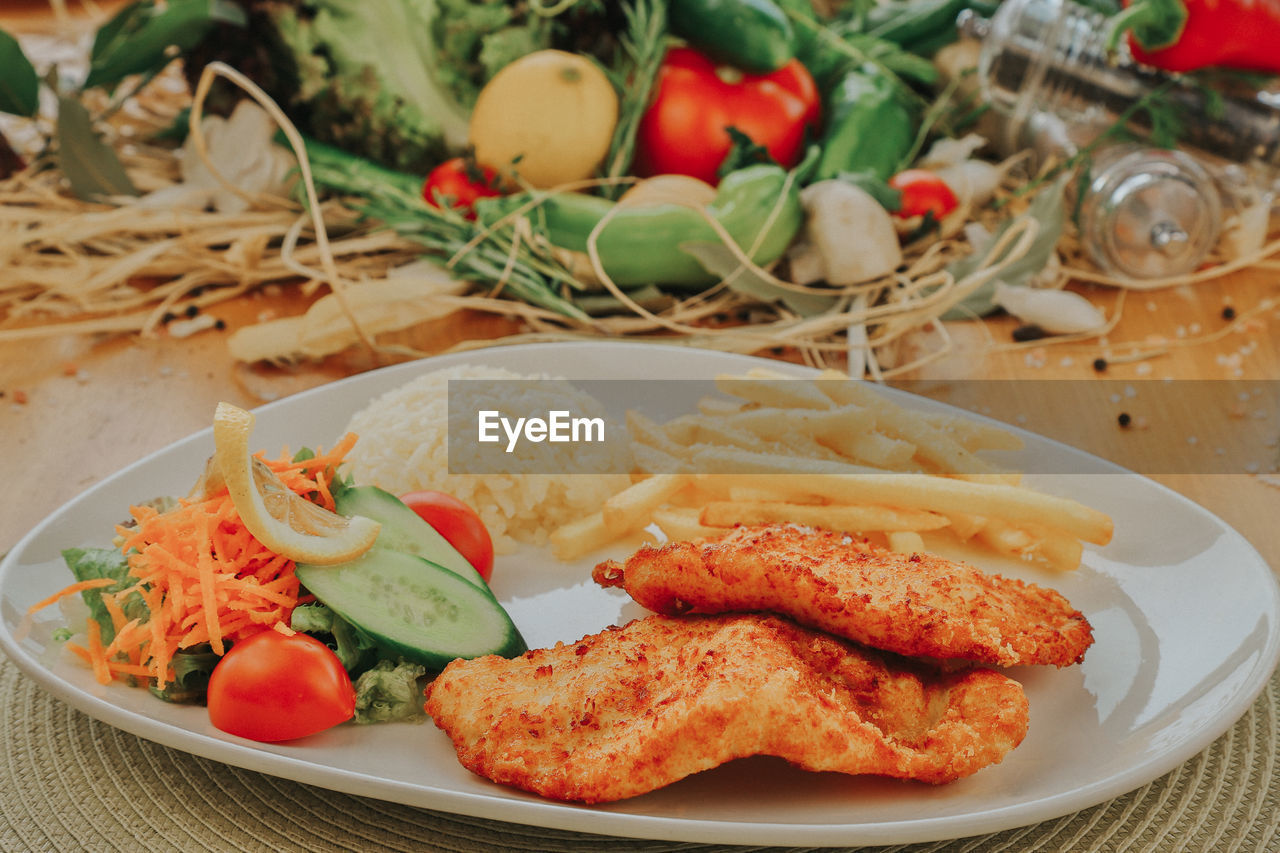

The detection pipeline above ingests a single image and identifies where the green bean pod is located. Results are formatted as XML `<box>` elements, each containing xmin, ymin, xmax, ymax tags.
<box><xmin>668</xmin><ymin>0</ymin><xmax>796</xmax><ymax>73</ymax></box>
<box><xmin>478</xmin><ymin>164</ymin><xmax>804</xmax><ymax>289</ymax></box>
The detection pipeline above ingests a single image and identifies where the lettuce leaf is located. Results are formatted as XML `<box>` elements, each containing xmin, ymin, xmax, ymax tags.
<box><xmin>60</xmin><ymin>547</ymin><xmax>147</xmax><ymax>644</ymax></box>
<box><xmin>353</xmin><ymin>659</ymin><xmax>427</xmax><ymax>724</ymax></box>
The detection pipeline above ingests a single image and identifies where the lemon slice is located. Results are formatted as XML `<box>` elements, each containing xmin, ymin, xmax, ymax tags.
<box><xmin>213</xmin><ymin>402</ymin><xmax>380</xmax><ymax>564</ymax></box>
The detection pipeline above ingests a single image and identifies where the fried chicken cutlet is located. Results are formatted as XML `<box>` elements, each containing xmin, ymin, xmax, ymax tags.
<box><xmin>424</xmin><ymin>613</ymin><xmax>1029</xmax><ymax>803</ymax></box>
<box><xmin>594</xmin><ymin>524</ymin><xmax>1093</xmax><ymax>668</ymax></box>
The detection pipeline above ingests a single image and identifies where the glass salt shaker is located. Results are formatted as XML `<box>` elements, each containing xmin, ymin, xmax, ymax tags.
<box><xmin>1076</xmin><ymin>145</ymin><xmax>1222</xmax><ymax>279</ymax></box>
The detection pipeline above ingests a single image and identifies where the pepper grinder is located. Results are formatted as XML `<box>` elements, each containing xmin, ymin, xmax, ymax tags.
<box><xmin>959</xmin><ymin>0</ymin><xmax>1280</xmax><ymax>166</ymax></box>
<box><xmin>959</xmin><ymin>0</ymin><xmax>1279</xmax><ymax>279</ymax></box>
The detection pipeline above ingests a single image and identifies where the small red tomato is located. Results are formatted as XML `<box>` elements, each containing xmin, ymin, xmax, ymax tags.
<box><xmin>399</xmin><ymin>491</ymin><xmax>495</xmax><ymax>582</ymax></box>
<box><xmin>422</xmin><ymin>157</ymin><xmax>505</xmax><ymax>219</ymax></box>
<box><xmin>634</xmin><ymin>46</ymin><xmax>821</xmax><ymax>185</ymax></box>
<box><xmin>207</xmin><ymin>630</ymin><xmax>355</xmax><ymax>742</ymax></box>
<box><xmin>887</xmin><ymin>169</ymin><xmax>959</xmax><ymax>220</ymax></box>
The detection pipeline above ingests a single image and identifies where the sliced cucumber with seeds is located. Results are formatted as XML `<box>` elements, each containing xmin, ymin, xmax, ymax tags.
<box><xmin>296</xmin><ymin>550</ymin><xmax>526</xmax><ymax>670</ymax></box>
<box><xmin>334</xmin><ymin>485</ymin><xmax>491</xmax><ymax>596</ymax></box>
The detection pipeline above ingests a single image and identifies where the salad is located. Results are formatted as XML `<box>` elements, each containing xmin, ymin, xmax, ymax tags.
<box><xmin>32</xmin><ymin>403</ymin><xmax>524</xmax><ymax>742</ymax></box>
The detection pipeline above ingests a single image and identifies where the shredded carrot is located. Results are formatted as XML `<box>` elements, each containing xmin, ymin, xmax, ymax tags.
<box><xmin>26</xmin><ymin>577</ymin><xmax>117</xmax><ymax>615</ymax></box>
<box><xmin>85</xmin><ymin>619</ymin><xmax>111</xmax><ymax>685</ymax></box>
<box><xmin>65</xmin><ymin>434</ymin><xmax>357</xmax><ymax>689</ymax></box>
<box><xmin>66</xmin><ymin>644</ymin><xmax>165</xmax><ymax>680</ymax></box>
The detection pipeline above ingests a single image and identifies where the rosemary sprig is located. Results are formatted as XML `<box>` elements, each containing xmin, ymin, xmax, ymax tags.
<box><xmin>303</xmin><ymin>149</ymin><xmax>590</xmax><ymax>321</ymax></box>
<box><xmin>600</xmin><ymin>0</ymin><xmax>667</xmax><ymax>198</ymax></box>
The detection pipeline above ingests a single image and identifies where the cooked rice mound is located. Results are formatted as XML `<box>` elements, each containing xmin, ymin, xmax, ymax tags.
<box><xmin>343</xmin><ymin>365</ymin><xmax>631</xmax><ymax>551</ymax></box>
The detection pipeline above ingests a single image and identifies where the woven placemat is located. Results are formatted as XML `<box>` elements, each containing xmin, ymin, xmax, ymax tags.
<box><xmin>1</xmin><ymin>656</ymin><xmax>1275</xmax><ymax>853</ymax></box>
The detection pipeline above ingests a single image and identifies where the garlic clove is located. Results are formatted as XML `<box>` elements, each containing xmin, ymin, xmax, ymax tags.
<box><xmin>993</xmin><ymin>283</ymin><xmax>1106</xmax><ymax>334</ymax></box>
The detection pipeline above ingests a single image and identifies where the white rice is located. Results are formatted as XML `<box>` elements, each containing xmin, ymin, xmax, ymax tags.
<box><xmin>343</xmin><ymin>364</ymin><xmax>631</xmax><ymax>551</ymax></box>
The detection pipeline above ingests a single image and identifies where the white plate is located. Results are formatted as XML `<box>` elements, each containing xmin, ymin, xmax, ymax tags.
<box><xmin>3</xmin><ymin>342</ymin><xmax>1278</xmax><ymax>847</ymax></box>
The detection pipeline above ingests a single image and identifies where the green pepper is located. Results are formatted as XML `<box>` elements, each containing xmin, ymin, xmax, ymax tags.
<box><xmin>478</xmin><ymin>163</ymin><xmax>804</xmax><ymax>289</ymax></box>
<box><xmin>863</xmin><ymin>0</ymin><xmax>999</xmax><ymax>55</ymax></box>
<box><xmin>668</xmin><ymin>0</ymin><xmax>796</xmax><ymax>73</ymax></box>
<box><xmin>772</xmin><ymin>0</ymin><xmax>823</xmax><ymax>64</ymax></box>
<box><xmin>812</xmin><ymin>65</ymin><xmax>917</xmax><ymax>183</ymax></box>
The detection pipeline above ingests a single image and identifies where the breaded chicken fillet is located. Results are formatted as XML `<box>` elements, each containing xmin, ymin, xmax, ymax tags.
<box><xmin>424</xmin><ymin>614</ymin><xmax>1029</xmax><ymax>803</ymax></box>
<box><xmin>594</xmin><ymin>524</ymin><xmax>1093</xmax><ymax>667</ymax></box>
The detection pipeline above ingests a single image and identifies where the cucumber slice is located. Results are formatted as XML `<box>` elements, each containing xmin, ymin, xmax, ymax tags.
<box><xmin>296</xmin><ymin>550</ymin><xmax>526</xmax><ymax>670</ymax></box>
<box><xmin>334</xmin><ymin>485</ymin><xmax>491</xmax><ymax>595</ymax></box>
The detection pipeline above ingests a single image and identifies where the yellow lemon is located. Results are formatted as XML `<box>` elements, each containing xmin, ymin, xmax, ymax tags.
<box><xmin>212</xmin><ymin>402</ymin><xmax>380</xmax><ymax>564</ymax></box>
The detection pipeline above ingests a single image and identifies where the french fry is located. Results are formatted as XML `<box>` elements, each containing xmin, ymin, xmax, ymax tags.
<box><xmin>603</xmin><ymin>474</ymin><xmax>692</xmax><ymax>535</ymax></box>
<box><xmin>630</xmin><ymin>443</ymin><xmax>692</xmax><ymax>475</ymax></box>
<box><xmin>719</xmin><ymin>405</ymin><xmax>875</xmax><ymax>443</ymax></box>
<box><xmin>886</xmin><ymin>530</ymin><xmax>927</xmax><ymax>554</ymax></box>
<box><xmin>816</xmin><ymin>374</ymin><xmax>1011</xmax><ymax>477</ymax></box>
<box><xmin>826</xmin><ymin>430</ymin><xmax>918</xmax><ymax>469</ymax></box>
<box><xmin>950</xmin><ymin>471</ymin><xmax>1024</xmax><ymax>486</ymax></box>
<box><xmin>675</xmin><ymin>476</ymin><xmax>735</xmax><ymax>504</ymax></box>
<box><xmin>772</xmin><ymin>432</ymin><xmax>855</xmax><ymax>465</ymax></box>
<box><xmin>699</xmin><ymin>501</ymin><xmax>951</xmax><ymax>533</ymax></box>
<box><xmin>727</xmin><ymin>485</ymin><xmax>824</xmax><ymax>504</ymax></box>
<box><xmin>657</xmin><ymin>414</ymin><xmax>702</xmax><ymax>446</ymax></box>
<box><xmin>921</xmin><ymin>413</ymin><xmax>1025</xmax><ymax>452</ymax></box>
<box><xmin>692</xmin><ymin>446</ymin><xmax>883</xmax><ymax>477</ymax></box>
<box><xmin>627</xmin><ymin>410</ymin><xmax>691</xmax><ymax>460</ymax></box>
<box><xmin>652</xmin><ymin>507</ymin><xmax>722</xmax><ymax>540</ymax></box>
<box><xmin>690</xmin><ymin>420</ymin><xmax>776</xmax><ymax>454</ymax></box>
<box><xmin>550</xmin><ymin>512</ymin><xmax>616</xmax><ymax>561</ymax></box>
<box><xmin>697</xmin><ymin>396</ymin><xmax>746</xmax><ymax>417</ymax></box>
<box><xmin>975</xmin><ymin>518</ymin><xmax>1037</xmax><ymax>559</ymax></box>
<box><xmin>715</xmin><ymin>374</ymin><xmax>833</xmax><ymax>410</ymax></box>
<box><xmin>705</xmin><ymin>473</ymin><xmax>1114</xmax><ymax>545</ymax></box>
<box><xmin>1029</xmin><ymin>526</ymin><xmax>1085</xmax><ymax>572</ymax></box>
<box><xmin>941</xmin><ymin>511</ymin><xmax>987</xmax><ymax>541</ymax></box>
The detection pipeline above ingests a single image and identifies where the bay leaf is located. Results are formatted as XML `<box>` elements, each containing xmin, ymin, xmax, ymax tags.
<box><xmin>55</xmin><ymin>96</ymin><xmax>137</xmax><ymax>200</ymax></box>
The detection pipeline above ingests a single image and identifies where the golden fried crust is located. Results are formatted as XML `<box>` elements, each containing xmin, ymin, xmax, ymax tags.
<box><xmin>424</xmin><ymin>614</ymin><xmax>1029</xmax><ymax>803</ymax></box>
<box><xmin>593</xmin><ymin>524</ymin><xmax>1093</xmax><ymax>667</ymax></box>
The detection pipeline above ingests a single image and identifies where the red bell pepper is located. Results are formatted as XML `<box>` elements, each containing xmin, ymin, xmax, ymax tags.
<box><xmin>1109</xmin><ymin>0</ymin><xmax>1280</xmax><ymax>73</ymax></box>
<box><xmin>633</xmin><ymin>46</ymin><xmax>821</xmax><ymax>185</ymax></box>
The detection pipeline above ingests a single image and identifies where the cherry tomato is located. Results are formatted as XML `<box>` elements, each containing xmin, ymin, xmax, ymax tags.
<box><xmin>399</xmin><ymin>491</ymin><xmax>495</xmax><ymax>582</ymax></box>
<box><xmin>422</xmin><ymin>157</ymin><xmax>505</xmax><ymax>219</ymax></box>
<box><xmin>207</xmin><ymin>630</ymin><xmax>355</xmax><ymax>742</ymax></box>
<box><xmin>887</xmin><ymin>169</ymin><xmax>959</xmax><ymax>220</ymax></box>
<box><xmin>634</xmin><ymin>46</ymin><xmax>821</xmax><ymax>185</ymax></box>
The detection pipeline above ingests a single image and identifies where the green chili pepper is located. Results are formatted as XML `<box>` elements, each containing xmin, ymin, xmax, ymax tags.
<box><xmin>863</xmin><ymin>0</ymin><xmax>996</xmax><ymax>54</ymax></box>
<box><xmin>478</xmin><ymin>163</ymin><xmax>804</xmax><ymax>289</ymax></box>
<box><xmin>668</xmin><ymin>0</ymin><xmax>796</xmax><ymax>73</ymax></box>
<box><xmin>84</xmin><ymin>0</ymin><xmax>247</xmax><ymax>91</ymax></box>
<box><xmin>812</xmin><ymin>65</ymin><xmax>917</xmax><ymax>183</ymax></box>
<box><xmin>772</xmin><ymin>0</ymin><xmax>823</xmax><ymax>63</ymax></box>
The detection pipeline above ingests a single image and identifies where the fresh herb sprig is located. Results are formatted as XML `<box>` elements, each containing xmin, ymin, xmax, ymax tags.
<box><xmin>299</xmin><ymin>139</ymin><xmax>589</xmax><ymax>321</ymax></box>
<box><xmin>600</xmin><ymin>0</ymin><xmax>668</xmax><ymax>197</ymax></box>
